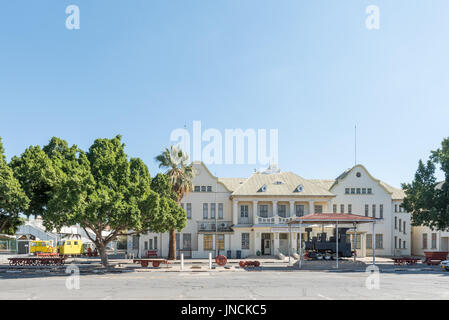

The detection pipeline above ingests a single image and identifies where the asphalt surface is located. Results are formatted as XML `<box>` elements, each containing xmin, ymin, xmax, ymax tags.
<box><xmin>1</xmin><ymin>268</ymin><xmax>449</xmax><ymax>300</ymax></box>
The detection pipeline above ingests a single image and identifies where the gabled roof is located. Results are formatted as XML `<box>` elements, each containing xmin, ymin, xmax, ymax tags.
<box><xmin>329</xmin><ymin>164</ymin><xmax>405</xmax><ymax>200</ymax></box>
<box><xmin>308</xmin><ymin>179</ymin><xmax>335</xmax><ymax>191</ymax></box>
<box><xmin>217</xmin><ymin>177</ymin><xmax>247</xmax><ymax>192</ymax></box>
<box><xmin>379</xmin><ymin>181</ymin><xmax>405</xmax><ymax>200</ymax></box>
<box><xmin>192</xmin><ymin>161</ymin><xmax>234</xmax><ymax>192</ymax></box>
<box><xmin>231</xmin><ymin>171</ymin><xmax>334</xmax><ymax>197</ymax></box>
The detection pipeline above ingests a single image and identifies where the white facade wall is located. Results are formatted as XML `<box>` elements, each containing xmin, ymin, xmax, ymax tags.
<box><xmin>330</xmin><ymin>166</ymin><xmax>411</xmax><ymax>257</ymax></box>
<box><xmin>411</xmin><ymin>226</ymin><xmax>449</xmax><ymax>256</ymax></box>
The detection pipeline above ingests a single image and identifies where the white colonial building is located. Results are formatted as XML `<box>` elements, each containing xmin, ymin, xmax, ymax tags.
<box><xmin>127</xmin><ymin>162</ymin><xmax>411</xmax><ymax>259</ymax></box>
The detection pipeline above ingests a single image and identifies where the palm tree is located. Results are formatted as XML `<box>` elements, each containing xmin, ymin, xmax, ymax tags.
<box><xmin>155</xmin><ymin>145</ymin><xmax>195</xmax><ymax>260</ymax></box>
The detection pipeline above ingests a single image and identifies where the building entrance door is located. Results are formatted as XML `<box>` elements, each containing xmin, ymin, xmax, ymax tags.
<box><xmin>261</xmin><ymin>233</ymin><xmax>271</xmax><ymax>255</ymax></box>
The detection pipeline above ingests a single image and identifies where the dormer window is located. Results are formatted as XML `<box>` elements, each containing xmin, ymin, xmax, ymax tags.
<box><xmin>274</xmin><ymin>181</ymin><xmax>284</xmax><ymax>185</ymax></box>
<box><xmin>294</xmin><ymin>184</ymin><xmax>304</xmax><ymax>193</ymax></box>
<box><xmin>258</xmin><ymin>184</ymin><xmax>267</xmax><ymax>192</ymax></box>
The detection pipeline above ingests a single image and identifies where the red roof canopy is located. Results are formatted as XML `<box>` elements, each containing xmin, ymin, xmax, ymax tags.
<box><xmin>287</xmin><ymin>213</ymin><xmax>377</xmax><ymax>224</ymax></box>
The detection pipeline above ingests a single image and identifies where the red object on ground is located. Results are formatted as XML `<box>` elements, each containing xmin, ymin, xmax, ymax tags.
<box><xmin>239</xmin><ymin>260</ymin><xmax>260</xmax><ymax>268</ymax></box>
<box><xmin>8</xmin><ymin>256</ymin><xmax>66</xmax><ymax>266</ymax></box>
<box><xmin>391</xmin><ymin>257</ymin><xmax>420</xmax><ymax>265</ymax></box>
<box><xmin>146</xmin><ymin>250</ymin><xmax>158</xmax><ymax>258</ymax></box>
<box><xmin>133</xmin><ymin>258</ymin><xmax>170</xmax><ymax>268</ymax></box>
<box><xmin>36</xmin><ymin>252</ymin><xmax>59</xmax><ymax>257</ymax></box>
<box><xmin>423</xmin><ymin>251</ymin><xmax>449</xmax><ymax>265</ymax></box>
<box><xmin>215</xmin><ymin>255</ymin><xmax>227</xmax><ymax>266</ymax></box>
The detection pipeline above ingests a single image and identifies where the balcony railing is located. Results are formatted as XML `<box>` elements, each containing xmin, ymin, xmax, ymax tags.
<box><xmin>258</xmin><ymin>217</ymin><xmax>275</xmax><ymax>224</ymax></box>
<box><xmin>238</xmin><ymin>217</ymin><xmax>251</xmax><ymax>224</ymax></box>
<box><xmin>257</xmin><ymin>215</ymin><xmax>296</xmax><ymax>224</ymax></box>
<box><xmin>197</xmin><ymin>221</ymin><xmax>233</xmax><ymax>232</ymax></box>
<box><xmin>278</xmin><ymin>216</ymin><xmax>295</xmax><ymax>224</ymax></box>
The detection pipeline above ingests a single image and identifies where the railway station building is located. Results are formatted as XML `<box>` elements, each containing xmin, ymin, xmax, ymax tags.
<box><xmin>128</xmin><ymin>162</ymin><xmax>411</xmax><ymax>259</ymax></box>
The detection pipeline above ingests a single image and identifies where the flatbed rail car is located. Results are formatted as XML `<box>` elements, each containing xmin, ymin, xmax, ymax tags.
<box><xmin>133</xmin><ymin>258</ymin><xmax>170</xmax><ymax>268</ymax></box>
<box><xmin>391</xmin><ymin>257</ymin><xmax>420</xmax><ymax>265</ymax></box>
<box><xmin>8</xmin><ymin>256</ymin><xmax>66</xmax><ymax>266</ymax></box>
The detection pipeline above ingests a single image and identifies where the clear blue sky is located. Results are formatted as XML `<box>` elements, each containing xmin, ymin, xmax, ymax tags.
<box><xmin>1</xmin><ymin>1</ymin><xmax>448</xmax><ymax>187</ymax></box>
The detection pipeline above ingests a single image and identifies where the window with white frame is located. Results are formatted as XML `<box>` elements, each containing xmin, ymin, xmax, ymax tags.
<box><xmin>422</xmin><ymin>233</ymin><xmax>428</xmax><ymax>249</ymax></box>
<box><xmin>278</xmin><ymin>204</ymin><xmax>287</xmax><ymax>217</ymax></box>
<box><xmin>333</xmin><ymin>204</ymin><xmax>337</xmax><ymax>213</ymax></box>
<box><xmin>372</xmin><ymin>204</ymin><xmax>376</xmax><ymax>218</ymax></box>
<box><xmin>218</xmin><ymin>203</ymin><xmax>223</xmax><ymax>219</ymax></box>
<box><xmin>210</xmin><ymin>203</ymin><xmax>216</xmax><ymax>219</ymax></box>
<box><xmin>259</xmin><ymin>205</ymin><xmax>268</xmax><ymax>217</ymax></box>
<box><xmin>380</xmin><ymin>204</ymin><xmax>383</xmax><ymax>219</ymax></box>
<box><xmin>183</xmin><ymin>233</ymin><xmax>191</xmax><ymax>250</ymax></box>
<box><xmin>375</xmin><ymin>234</ymin><xmax>383</xmax><ymax>249</ymax></box>
<box><xmin>365</xmin><ymin>204</ymin><xmax>369</xmax><ymax>217</ymax></box>
<box><xmin>186</xmin><ymin>203</ymin><xmax>192</xmax><ymax>219</ymax></box>
<box><xmin>203</xmin><ymin>203</ymin><xmax>208</xmax><ymax>219</ymax></box>
<box><xmin>366</xmin><ymin>234</ymin><xmax>372</xmax><ymax>249</ymax></box>
<box><xmin>240</xmin><ymin>205</ymin><xmax>249</xmax><ymax>218</ymax></box>
<box><xmin>296</xmin><ymin>205</ymin><xmax>304</xmax><ymax>217</ymax></box>
<box><xmin>348</xmin><ymin>204</ymin><xmax>352</xmax><ymax>214</ymax></box>
<box><xmin>431</xmin><ymin>233</ymin><xmax>437</xmax><ymax>249</ymax></box>
<box><xmin>314</xmin><ymin>205</ymin><xmax>323</xmax><ymax>214</ymax></box>
<box><xmin>242</xmin><ymin>233</ymin><xmax>250</xmax><ymax>250</ymax></box>
<box><xmin>216</xmin><ymin>234</ymin><xmax>224</xmax><ymax>250</ymax></box>
<box><xmin>340</xmin><ymin>204</ymin><xmax>344</xmax><ymax>213</ymax></box>
<box><xmin>204</xmin><ymin>234</ymin><xmax>213</xmax><ymax>250</ymax></box>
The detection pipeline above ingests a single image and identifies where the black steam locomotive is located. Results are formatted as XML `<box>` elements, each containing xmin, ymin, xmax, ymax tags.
<box><xmin>304</xmin><ymin>227</ymin><xmax>354</xmax><ymax>260</ymax></box>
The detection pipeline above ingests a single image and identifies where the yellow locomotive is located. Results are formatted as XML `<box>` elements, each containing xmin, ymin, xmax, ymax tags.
<box><xmin>57</xmin><ymin>239</ymin><xmax>84</xmax><ymax>255</ymax></box>
<box><xmin>30</xmin><ymin>241</ymin><xmax>55</xmax><ymax>254</ymax></box>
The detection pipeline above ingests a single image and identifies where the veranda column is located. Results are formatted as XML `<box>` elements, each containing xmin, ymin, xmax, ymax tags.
<box><xmin>273</xmin><ymin>200</ymin><xmax>278</xmax><ymax>224</ymax></box>
<box><xmin>273</xmin><ymin>233</ymin><xmax>279</xmax><ymax>256</ymax></box>
<box><xmin>253</xmin><ymin>200</ymin><xmax>258</xmax><ymax>224</ymax></box>
<box><xmin>289</xmin><ymin>200</ymin><xmax>295</xmax><ymax>218</ymax></box>
<box><xmin>309</xmin><ymin>200</ymin><xmax>314</xmax><ymax>214</ymax></box>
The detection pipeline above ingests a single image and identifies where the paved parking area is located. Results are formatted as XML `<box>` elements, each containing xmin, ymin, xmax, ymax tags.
<box><xmin>1</xmin><ymin>267</ymin><xmax>448</xmax><ymax>300</ymax></box>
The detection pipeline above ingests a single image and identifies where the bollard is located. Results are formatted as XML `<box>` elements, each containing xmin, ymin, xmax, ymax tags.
<box><xmin>209</xmin><ymin>252</ymin><xmax>212</xmax><ymax>269</ymax></box>
<box><xmin>181</xmin><ymin>252</ymin><xmax>184</xmax><ymax>271</ymax></box>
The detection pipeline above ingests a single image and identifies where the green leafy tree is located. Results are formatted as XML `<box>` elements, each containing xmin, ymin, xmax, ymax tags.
<box><xmin>45</xmin><ymin>135</ymin><xmax>160</xmax><ymax>266</ymax></box>
<box><xmin>0</xmin><ymin>137</ymin><xmax>29</xmax><ymax>234</ymax></box>
<box><xmin>155</xmin><ymin>145</ymin><xmax>194</xmax><ymax>260</ymax></box>
<box><xmin>402</xmin><ymin>137</ymin><xmax>449</xmax><ymax>231</ymax></box>
<box><xmin>151</xmin><ymin>173</ymin><xmax>177</xmax><ymax>201</ymax></box>
<box><xmin>10</xmin><ymin>145</ymin><xmax>58</xmax><ymax>218</ymax></box>
<box><xmin>11</xmin><ymin>135</ymin><xmax>160</xmax><ymax>266</ymax></box>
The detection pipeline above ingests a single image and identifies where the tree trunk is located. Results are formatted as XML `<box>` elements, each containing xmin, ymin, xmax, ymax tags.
<box><xmin>96</xmin><ymin>242</ymin><xmax>109</xmax><ymax>267</ymax></box>
<box><xmin>168</xmin><ymin>229</ymin><xmax>176</xmax><ymax>260</ymax></box>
